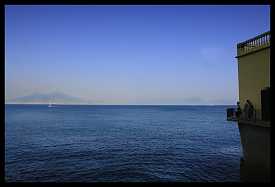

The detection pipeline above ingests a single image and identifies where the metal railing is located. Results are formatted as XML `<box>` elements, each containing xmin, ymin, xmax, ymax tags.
<box><xmin>227</xmin><ymin>107</ymin><xmax>256</xmax><ymax>122</ymax></box>
<box><xmin>226</xmin><ymin>107</ymin><xmax>270</xmax><ymax>127</ymax></box>
<box><xmin>237</xmin><ymin>31</ymin><xmax>270</xmax><ymax>57</ymax></box>
<box><xmin>227</xmin><ymin>108</ymin><xmax>237</xmax><ymax>121</ymax></box>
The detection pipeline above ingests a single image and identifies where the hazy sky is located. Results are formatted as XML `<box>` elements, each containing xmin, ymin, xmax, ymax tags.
<box><xmin>5</xmin><ymin>5</ymin><xmax>270</xmax><ymax>105</ymax></box>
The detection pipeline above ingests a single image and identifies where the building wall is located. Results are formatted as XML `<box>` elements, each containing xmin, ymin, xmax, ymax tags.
<box><xmin>237</xmin><ymin>47</ymin><xmax>270</xmax><ymax>120</ymax></box>
<box><xmin>238</xmin><ymin>122</ymin><xmax>270</xmax><ymax>182</ymax></box>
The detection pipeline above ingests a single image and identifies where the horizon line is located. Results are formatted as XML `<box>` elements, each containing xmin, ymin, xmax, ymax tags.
<box><xmin>5</xmin><ymin>103</ymin><xmax>236</xmax><ymax>106</ymax></box>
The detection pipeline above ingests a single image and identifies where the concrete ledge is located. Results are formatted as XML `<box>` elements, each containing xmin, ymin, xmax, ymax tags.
<box><xmin>238</xmin><ymin>121</ymin><xmax>270</xmax><ymax>182</ymax></box>
<box><xmin>238</xmin><ymin>120</ymin><xmax>270</xmax><ymax>128</ymax></box>
<box><xmin>227</xmin><ymin>117</ymin><xmax>270</xmax><ymax>128</ymax></box>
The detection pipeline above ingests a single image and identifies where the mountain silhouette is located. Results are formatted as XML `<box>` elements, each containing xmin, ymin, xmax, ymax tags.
<box><xmin>8</xmin><ymin>92</ymin><xmax>88</xmax><ymax>104</ymax></box>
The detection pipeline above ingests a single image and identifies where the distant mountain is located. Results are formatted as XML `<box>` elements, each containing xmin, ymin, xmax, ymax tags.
<box><xmin>7</xmin><ymin>92</ymin><xmax>89</xmax><ymax>104</ymax></box>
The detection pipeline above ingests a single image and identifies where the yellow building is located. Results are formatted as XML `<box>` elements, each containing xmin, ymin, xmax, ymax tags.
<box><xmin>236</xmin><ymin>31</ymin><xmax>270</xmax><ymax>120</ymax></box>
<box><xmin>228</xmin><ymin>31</ymin><xmax>270</xmax><ymax>182</ymax></box>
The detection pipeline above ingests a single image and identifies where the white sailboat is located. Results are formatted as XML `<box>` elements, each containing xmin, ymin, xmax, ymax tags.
<box><xmin>48</xmin><ymin>95</ymin><xmax>54</xmax><ymax>107</ymax></box>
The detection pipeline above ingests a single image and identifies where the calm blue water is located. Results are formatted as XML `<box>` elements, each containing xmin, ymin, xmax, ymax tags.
<box><xmin>5</xmin><ymin>104</ymin><xmax>241</xmax><ymax>182</ymax></box>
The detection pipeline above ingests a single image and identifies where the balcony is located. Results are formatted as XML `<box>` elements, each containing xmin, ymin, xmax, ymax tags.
<box><xmin>237</xmin><ymin>31</ymin><xmax>270</xmax><ymax>58</ymax></box>
<box><xmin>226</xmin><ymin>108</ymin><xmax>270</xmax><ymax>128</ymax></box>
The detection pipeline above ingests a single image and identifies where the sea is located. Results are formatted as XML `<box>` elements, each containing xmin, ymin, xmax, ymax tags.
<box><xmin>5</xmin><ymin>104</ymin><xmax>242</xmax><ymax>182</ymax></box>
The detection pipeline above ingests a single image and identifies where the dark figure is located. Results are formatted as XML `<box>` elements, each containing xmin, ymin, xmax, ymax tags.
<box><xmin>243</xmin><ymin>100</ymin><xmax>249</xmax><ymax>119</ymax></box>
<box><xmin>243</xmin><ymin>100</ymin><xmax>254</xmax><ymax>120</ymax></box>
<box><xmin>247</xmin><ymin>100</ymin><xmax>255</xmax><ymax>120</ymax></box>
<box><xmin>236</xmin><ymin>101</ymin><xmax>242</xmax><ymax>119</ymax></box>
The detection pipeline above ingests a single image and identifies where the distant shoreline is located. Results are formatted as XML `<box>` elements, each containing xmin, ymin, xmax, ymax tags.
<box><xmin>5</xmin><ymin>103</ymin><xmax>236</xmax><ymax>106</ymax></box>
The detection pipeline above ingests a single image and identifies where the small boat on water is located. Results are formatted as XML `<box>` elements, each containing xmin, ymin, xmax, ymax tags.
<box><xmin>48</xmin><ymin>100</ymin><xmax>54</xmax><ymax>107</ymax></box>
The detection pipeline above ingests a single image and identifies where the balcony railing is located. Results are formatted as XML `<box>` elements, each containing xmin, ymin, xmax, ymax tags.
<box><xmin>226</xmin><ymin>108</ymin><xmax>270</xmax><ymax>127</ymax></box>
<box><xmin>237</xmin><ymin>31</ymin><xmax>270</xmax><ymax>57</ymax></box>
<box><xmin>226</xmin><ymin>108</ymin><xmax>246</xmax><ymax>121</ymax></box>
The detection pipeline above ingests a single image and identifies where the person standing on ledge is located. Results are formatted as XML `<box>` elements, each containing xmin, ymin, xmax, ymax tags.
<box><xmin>236</xmin><ymin>101</ymin><xmax>242</xmax><ymax>119</ymax></box>
<box><xmin>247</xmin><ymin>100</ymin><xmax>255</xmax><ymax>120</ymax></box>
<box><xmin>243</xmin><ymin>100</ymin><xmax>254</xmax><ymax>120</ymax></box>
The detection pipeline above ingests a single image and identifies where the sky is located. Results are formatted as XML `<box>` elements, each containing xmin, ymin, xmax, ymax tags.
<box><xmin>5</xmin><ymin>5</ymin><xmax>270</xmax><ymax>105</ymax></box>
